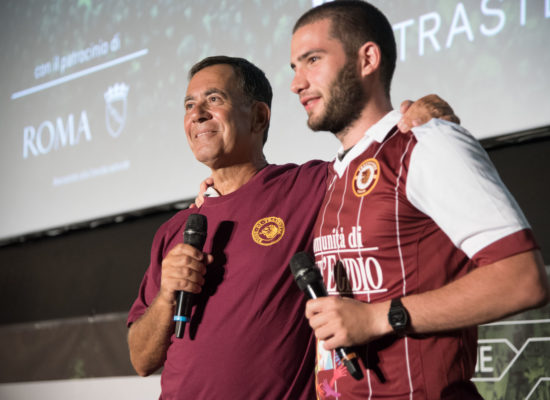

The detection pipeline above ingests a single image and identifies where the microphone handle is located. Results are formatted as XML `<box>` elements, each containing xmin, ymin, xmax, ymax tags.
<box><xmin>335</xmin><ymin>348</ymin><xmax>363</xmax><ymax>380</ymax></box>
<box><xmin>305</xmin><ymin>282</ymin><xmax>364</xmax><ymax>380</ymax></box>
<box><xmin>174</xmin><ymin>216</ymin><xmax>207</xmax><ymax>339</ymax></box>
<box><xmin>174</xmin><ymin>290</ymin><xmax>194</xmax><ymax>338</ymax></box>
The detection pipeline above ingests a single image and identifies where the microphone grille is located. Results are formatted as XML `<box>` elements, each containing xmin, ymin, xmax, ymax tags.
<box><xmin>186</xmin><ymin>213</ymin><xmax>207</xmax><ymax>232</ymax></box>
<box><xmin>290</xmin><ymin>252</ymin><xmax>322</xmax><ymax>291</ymax></box>
<box><xmin>290</xmin><ymin>251</ymin><xmax>314</xmax><ymax>275</ymax></box>
<box><xmin>183</xmin><ymin>214</ymin><xmax>207</xmax><ymax>250</ymax></box>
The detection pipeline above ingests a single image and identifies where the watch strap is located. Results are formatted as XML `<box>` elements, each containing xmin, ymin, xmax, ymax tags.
<box><xmin>388</xmin><ymin>297</ymin><xmax>410</xmax><ymax>336</ymax></box>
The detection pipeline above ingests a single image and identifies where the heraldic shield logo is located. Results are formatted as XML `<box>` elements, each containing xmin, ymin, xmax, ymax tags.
<box><xmin>252</xmin><ymin>216</ymin><xmax>285</xmax><ymax>246</ymax></box>
<box><xmin>352</xmin><ymin>158</ymin><xmax>380</xmax><ymax>197</ymax></box>
<box><xmin>104</xmin><ymin>83</ymin><xmax>129</xmax><ymax>138</ymax></box>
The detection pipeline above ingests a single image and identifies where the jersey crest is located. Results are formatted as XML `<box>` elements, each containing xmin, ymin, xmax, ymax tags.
<box><xmin>352</xmin><ymin>158</ymin><xmax>380</xmax><ymax>197</ymax></box>
<box><xmin>251</xmin><ymin>216</ymin><xmax>285</xmax><ymax>246</ymax></box>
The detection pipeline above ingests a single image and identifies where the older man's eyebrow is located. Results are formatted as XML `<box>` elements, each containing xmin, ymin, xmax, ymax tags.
<box><xmin>204</xmin><ymin>88</ymin><xmax>229</xmax><ymax>98</ymax></box>
<box><xmin>184</xmin><ymin>88</ymin><xmax>229</xmax><ymax>104</ymax></box>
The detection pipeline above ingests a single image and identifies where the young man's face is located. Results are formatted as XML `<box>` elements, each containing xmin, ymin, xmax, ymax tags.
<box><xmin>184</xmin><ymin>64</ymin><xmax>255</xmax><ymax>169</ymax></box>
<box><xmin>290</xmin><ymin>19</ymin><xmax>366</xmax><ymax>134</ymax></box>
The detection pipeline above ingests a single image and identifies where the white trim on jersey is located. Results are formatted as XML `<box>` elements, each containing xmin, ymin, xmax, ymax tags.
<box><xmin>333</xmin><ymin>110</ymin><xmax>402</xmax><ymax>177</ymax></box>
<box><xmin>407</xmin><ymin>119</ymin><xmax>530</xmax><ymax>259</ymax></box>
<box><xmin>394</xmin><ymin>134</ymin><xmax>416</xmax><ymax>399</ymax></box>
<box><xmin>333</xmin><ymin>109</ymin><xmax>530</xmax><ymax>259</ymax></box>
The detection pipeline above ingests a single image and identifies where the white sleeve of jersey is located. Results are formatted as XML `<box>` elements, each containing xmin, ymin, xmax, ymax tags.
<box><xmin>406</xmin><ymin>119</ymin><xmax>530</xmax><ymax>259</ymax></box>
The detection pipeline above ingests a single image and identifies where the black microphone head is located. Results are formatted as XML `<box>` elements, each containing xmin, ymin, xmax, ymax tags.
<box><xmin>290</xmin><ymin>251</ymin><xmax>323</xmax><ymax>292</ymax></box>
<box><xmin>183</xmin><ymin>213</ymin><xmax>207</xmax><ymax>250</ymax></box>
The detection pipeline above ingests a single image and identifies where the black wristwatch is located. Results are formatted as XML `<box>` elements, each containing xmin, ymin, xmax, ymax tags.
<box><xmin>388</xmin><ymin>298</ymin><xmax>410</xmax><ymax>336</ymax></box>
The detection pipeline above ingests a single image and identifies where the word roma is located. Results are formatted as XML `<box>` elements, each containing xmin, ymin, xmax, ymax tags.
<box><xmin>22</xmin><ymin>111</ymin><xmax>91</xmax><ymax>159</ymax></box>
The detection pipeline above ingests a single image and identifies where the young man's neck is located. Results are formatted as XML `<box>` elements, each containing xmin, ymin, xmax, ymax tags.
<box><xmin>337</xmin><ymin>98</ymin><xmax>393</xmax><ymax>151</ymax></box>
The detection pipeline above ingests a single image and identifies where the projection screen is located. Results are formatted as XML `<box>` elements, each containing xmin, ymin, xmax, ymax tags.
<box><xmin>1</xmin><ymin>0</ymin><xmax>549</xmax><ymax>242</ymax></box>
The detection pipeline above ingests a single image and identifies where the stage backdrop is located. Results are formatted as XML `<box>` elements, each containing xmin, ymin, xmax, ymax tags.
<box><xmin>1</xmin><ymin>0</ymin><xmax>549</xmax><ymax>242</ymax></box>
<box><xmin>1</xmin><ymin>1</ymin><xmax>549</xmax><ymax>399</ymax></box>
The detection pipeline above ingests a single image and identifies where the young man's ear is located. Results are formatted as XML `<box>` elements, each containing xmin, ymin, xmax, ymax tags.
<box><xmin>358</xmin><ymin>41</ymin><xmax>382</xmax><ymax>78</ymax></box>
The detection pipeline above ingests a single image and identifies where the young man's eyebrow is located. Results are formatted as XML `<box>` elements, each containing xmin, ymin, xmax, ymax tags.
<box><xmin>290</xmin><ymin>49</ymin><xmax>326</xmax><ymax>69</ymax></box>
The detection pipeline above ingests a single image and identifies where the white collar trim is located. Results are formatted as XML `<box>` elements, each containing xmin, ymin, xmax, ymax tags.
<box><xmin>333</xmin><ymin>110</ymin><xmax>401</xmax><ymax>177</ymax></box>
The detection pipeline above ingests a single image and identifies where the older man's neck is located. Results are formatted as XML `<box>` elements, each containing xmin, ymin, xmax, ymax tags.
<box><xmin>210</xmin><ymin>158</ymin><xmax>268</xmax><ymax>196</ymax></box>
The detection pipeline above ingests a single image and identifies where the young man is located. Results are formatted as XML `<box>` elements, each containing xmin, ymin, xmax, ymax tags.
<box><xmin>290</xmin><ymin>2</ymin><xmax>549</xmax><ymax>399</ymax></box>
<box><xmin>127</xmin><ymin>55</ymin><xmax>454</xmax><ymax>399</ymax></box>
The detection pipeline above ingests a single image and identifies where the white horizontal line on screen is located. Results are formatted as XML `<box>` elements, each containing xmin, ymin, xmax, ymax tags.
<box><xmin>11</xmin><ymin>48</ymin><xmax>149</xmax><ymax>100</ymax></box>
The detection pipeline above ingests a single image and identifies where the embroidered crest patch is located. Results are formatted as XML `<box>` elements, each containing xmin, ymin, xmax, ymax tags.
<box><xmin>252</xmin><ymin>216</ymin><xmax>285</xmax><ymax>246</ymax></box>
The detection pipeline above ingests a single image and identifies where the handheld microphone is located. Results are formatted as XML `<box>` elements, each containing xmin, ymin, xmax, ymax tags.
<box><xmin>174</xmin><ymin>213</ymin><xmax>207</xmax><ymax>339</ymax></box>
<box><xmin>290</xmin><ymin>251</ymin><xmax>364</xmax><ymax>380</ymax></box>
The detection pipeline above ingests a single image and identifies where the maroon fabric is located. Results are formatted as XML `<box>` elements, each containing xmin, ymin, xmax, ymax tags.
<box><xmin>312</xmin><ymin>126</ymin><xmax>536</xmax><ymax>399</ymax></box>
<box><xmin>472</xmin><ymin>229</ymin><xmax>539</xmax><ymax>266</ymax></box>
<box><xmin>128</xmin><ymin>161</ymin><xmax>327</xmax><ymax>400</ymax></box>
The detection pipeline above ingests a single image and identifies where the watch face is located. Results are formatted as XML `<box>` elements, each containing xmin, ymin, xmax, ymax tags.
<box><xmin>390</xmin><ymin>308</ymin><xmax>407</xmax><ymax>328</ymax></box>
<box><xmin>389</xmin><ymin>299</ymin><xmax>409</xmax><ymax>334</ymax></box>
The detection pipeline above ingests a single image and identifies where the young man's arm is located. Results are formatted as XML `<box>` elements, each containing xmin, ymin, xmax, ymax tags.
<box><xmin>306</xmin><ymin>249</ymin><xmax>548</xmax><ymax>350</ymax></box>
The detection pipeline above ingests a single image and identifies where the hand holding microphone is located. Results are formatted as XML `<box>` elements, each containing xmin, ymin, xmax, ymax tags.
<box><xmin>173</xmin><ymin>214</ymin><xmax>208</xmax><ymax>338</ymax></box>
<box><xmin>290</xmin><ymin>252</ymin><xmax>364</xmax><ymax>380</ymax></box>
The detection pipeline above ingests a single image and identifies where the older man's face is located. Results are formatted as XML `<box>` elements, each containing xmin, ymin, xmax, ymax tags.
<box><xmin>184</xmin><ymin>64</ymin><xmax>254</xmax><ymax>169</ymax></box>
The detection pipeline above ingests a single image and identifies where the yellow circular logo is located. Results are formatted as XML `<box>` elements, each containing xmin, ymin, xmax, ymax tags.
<box><xmin>252</xmin><ymin>217</ymin><xmax>285</xmax><ymax>246</ymax></box>
<box><xmin>352</xmin><ymin>158</ymin><xmax>380</xmax><ymax>197</ymax></box>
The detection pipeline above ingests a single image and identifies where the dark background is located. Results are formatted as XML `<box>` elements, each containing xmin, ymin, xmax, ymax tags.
<box><xmin>1</xmin><ymin>136</ymin><xmax>549</xmax><ymax>325</ymax></box>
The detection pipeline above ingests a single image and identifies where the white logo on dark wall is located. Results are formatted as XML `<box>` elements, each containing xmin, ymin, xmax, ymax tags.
<box><xmin>104</xmin><ymin>83</ymin><xmax>129</xmax><ymax>138</ymax></box>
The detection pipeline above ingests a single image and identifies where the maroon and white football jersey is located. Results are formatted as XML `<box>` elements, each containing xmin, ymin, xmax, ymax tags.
<box><xmin>312</xmin><ymin>111</ymin><xmax>537</xmax><ymax>399</ymax></box>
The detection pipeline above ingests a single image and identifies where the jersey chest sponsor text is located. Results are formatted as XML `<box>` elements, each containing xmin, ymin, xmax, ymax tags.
<box><xmin>313</xmin><ymin>226</ymin><xmax>387</xmax><ymax>296</ymax></box>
